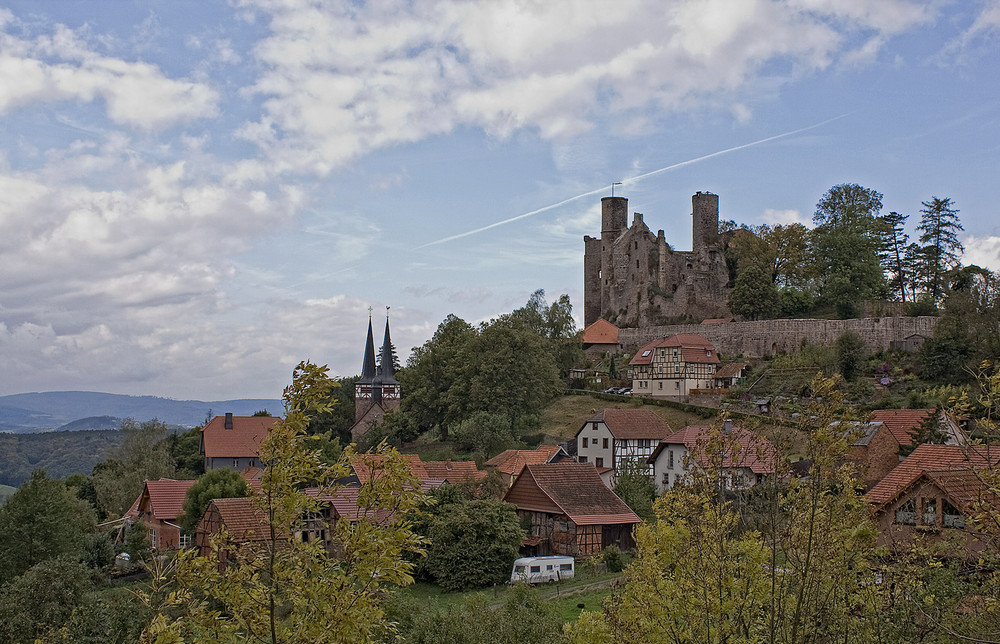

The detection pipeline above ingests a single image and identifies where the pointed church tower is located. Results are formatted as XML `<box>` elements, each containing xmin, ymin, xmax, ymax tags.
<box><xmin>351</xmin><ymin>308</ymin><xmax>402</xmax><ymax>440</ymax></box>
<box><xmin>354</xmin><ymin>312</ymin><xmax>378</xmax><ymax>423</ymax></box>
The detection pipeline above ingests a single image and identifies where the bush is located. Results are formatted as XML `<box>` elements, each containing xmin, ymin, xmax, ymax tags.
<box><xmin>600</xmin><ymin>544</ymin><xmax>626</xmax><ymax>572</ymax></box>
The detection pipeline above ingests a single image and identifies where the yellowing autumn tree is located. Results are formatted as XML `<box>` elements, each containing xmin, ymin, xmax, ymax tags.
<box><xmin>143</xmin><ymin>362</ymin><xmax>428</xmax><ymax>644</ymax></box>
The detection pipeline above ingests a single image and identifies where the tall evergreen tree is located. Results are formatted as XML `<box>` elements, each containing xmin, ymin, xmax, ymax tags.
<box><xmin>916</xmin><ymin>196</ymin><xmax>964</xmax><ymax>302</ymax></box>
<box><xmin>880</xmin><ymin>211</ymin><xmax>910</xmax><ymax>302</ymax></box>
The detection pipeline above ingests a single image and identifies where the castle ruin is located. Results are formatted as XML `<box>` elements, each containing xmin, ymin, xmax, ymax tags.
<box><xmin>583</xmin><ymin>193</ymin><xmax>731</xmax><ymax>328</ymax></box>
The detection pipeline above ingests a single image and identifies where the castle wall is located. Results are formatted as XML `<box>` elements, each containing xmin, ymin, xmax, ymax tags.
<box><xmin>584</xmin><ymin>236</ymin><xmax>602</xmax><ymax>326</ymax></box>
<box><xmin>618</xmin><ymin>316</ymin><xmax>938</xmax><ymax>358</ymax></box>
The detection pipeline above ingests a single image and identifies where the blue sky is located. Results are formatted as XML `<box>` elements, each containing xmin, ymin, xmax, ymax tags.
<box><xmin>1</xmin><ymin>0</ymin><xmax>998</xmax><ymax>401</ymax></box>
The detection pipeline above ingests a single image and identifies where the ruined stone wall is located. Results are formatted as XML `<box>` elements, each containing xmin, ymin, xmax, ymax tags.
<box><xmin>618</xmin><ymin>316</ymin><xmax>938</xmax><ymax>358</ymax></box>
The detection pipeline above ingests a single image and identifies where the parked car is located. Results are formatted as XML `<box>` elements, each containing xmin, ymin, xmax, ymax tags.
<box><xmin>510</xmin><ymin>556</ymin><xmax>575</xmax><ymax>584</ymax></box>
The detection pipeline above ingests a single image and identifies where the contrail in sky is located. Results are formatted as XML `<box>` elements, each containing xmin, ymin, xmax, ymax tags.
<box><xmin>418</xmin><ymin>114</ymin><xmax>848</xmax><ymax>249</ymax></box>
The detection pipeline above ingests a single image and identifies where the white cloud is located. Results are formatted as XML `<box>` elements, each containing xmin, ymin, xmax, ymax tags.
<box><xmin>961</xmin><ymin>234</ymin><xmax>1000</xmax><ymax>272</ymax></box>
<box><xmin>0</xmin><ymin>21</ymin><xmax>218</xmax><ymax>129</ymax></box>
<box><xmin>761</xmin><ymin>208</ymin><xmax>810</xmax><ymax>226</ymax></box>
<box><xmin>233</xmin><ymin>0</ymin><xmax>936</xmax><ymax>175</ymax></box>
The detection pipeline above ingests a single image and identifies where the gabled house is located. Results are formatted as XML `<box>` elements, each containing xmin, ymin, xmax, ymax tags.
<box><xmin>575</xmin><ymin>409</ymin><xmax>673</xmax><ymax>479</ymax></box>
<box><xmin>647</xmin><ymin>422</ymin><xmax>778</xmax><ymax>494</ymax></box>
<box><xmin>869</xmin><ymin>409</ymin><xmax>967</xmax><ymax>449</ymax></box>
<box><xmin>350</xmin><ymin>453</ymin><xmax>483</xmax><ymax>488</ymax></box>
<box><xmin>713</xmin><ymin>362</ymin><xmax>750</xmax><ymax>389</ymax></box>
<box><xmin>581</xmin><ymin>319</ymin><xmax>620</xmax><ymax>357</ymax></box>
<box><xmin>866</xmin><ymin>444</ymin><xmax>1000</xmax><ymax>556</ymax></box>
<box><xmin>200</xmin><ymin>413</ymin><xmax>280</xmax><ymax>471</ymax></box>
<box><xmin>832</xmin><ymin>421</ymin><xmax>901</xmax><ymax>491</ymax></box>
<box><xmin>629</xmin><ymin>333</ymin><xmax>720</xmax><ymax>399</ymax></box>
<box><xmin>485</xmin><ymin>445</ymin><xmax>569</xmax><ymax>487</ymax></box>
<box><xmin>125</xmin><ymin>478</ymin><xmax>197</xmax><ymax>550</ymax></box>
<box><xmin>195</xmin><ymin>497</ymin><xmax>274</xmax><ymax>560</ymax></box>
<box><xmin>503</xmin><ymin>463</ymin><xmax>641</xmax><ymax>557</ymax></box>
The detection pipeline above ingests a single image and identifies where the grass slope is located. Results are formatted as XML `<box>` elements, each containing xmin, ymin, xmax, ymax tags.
<box><xmin>541</xmin><ymin>391</ymin><xmax>710</xmax><ymax>439</ymax></box>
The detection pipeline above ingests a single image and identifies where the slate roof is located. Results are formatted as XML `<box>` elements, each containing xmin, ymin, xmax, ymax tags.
<box><xmin>629</xmin><ymin>334</ymin><xmax>719</xmax><ymax>366</ymax></box>
<box><xmin>485</xmin><ymin>445</ymin><xmax>564</xmax><ymax>477</ymax></box>
<box><xmin>359</xmin><ymin>317</ymin><xmax>377</xmax><ymax>383</ymax></box>
<box><xmin>127</xmin><ymin>478</ymin><xmax>197</xmax><ymax>522</ymax></box>
<box><xmin>868</xmin><ymin>409</ymin><xmax>934</xmax><ymax>446</ymax></box>
<box><xmin>649</xmin><ymin>425</ymin><xmax>778</xmax><ymax>475</ymax></box>
<box><xmin>581</xmin><ymin>319</ymin><xmax>619</xmax><ymax>345</ymax></box>
<box><xmin>829</xmin><ymin>421</ymin><xmax>888</xmax><ymax>447</ymax></box>
<box><xmin>505</xmin><ymin>463</ymin><xmax>640</xmax><ymax>526</ymax></box>
<box><xmin>866</xmin><ymin>444</ymin><xmax>1000</xmax><ymax>507</ymax></box>
<box><xmin>579</xmin><ymin>408</ymin><xmax>673</xmax><ymax>441</ymax></box>
<box><xmin>201</xmin><ymin>415</ymin><xmax>280</xmax><ymax>459</ymax></box>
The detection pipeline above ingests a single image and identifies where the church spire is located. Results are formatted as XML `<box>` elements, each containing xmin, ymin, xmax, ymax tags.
<box><xmin>358</xmin><ymin>308</ymin><xmax>377</xmax><ymax>384</ymax></box>
<box><xmin>378</xmin><ymin>308</ymin><xmax>398</xmax><ymax>385</ymax></box>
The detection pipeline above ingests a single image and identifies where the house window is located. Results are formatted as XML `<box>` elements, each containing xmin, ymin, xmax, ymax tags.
<box><xmin>658</xmin><ymin>382</ymin><xmax>663</xmax><ymax>390</ymax></box>
<box><xmin>660</xmin><ymin>349</ymin><xmax>665</xmax><ymax>358</ymax></box>
<box><xmin>668</xmin><ymin>450</ymin><xmax>674</xmax><ymax>468</ymax></box>
<box><xmin>249</xmin><ymin>459</ymin><xmax>256</xmax><ymax>467</ymax></box>
<box><xmin>579</xmin><ymin>456</ymin><xmax>588</xmax><ymax>463</ymax></box>
<box><xmin>582</xmin><ymin>437</ymin><xmax>588</xmax><ymax>448</ymax></box>
<box><xmin>673</xmin><ymin>349</ymin><xmax>678</xmax><ymax>358</ymax></box>
<box><xmin>592</xmin><ymin>422</ymin><xmax>598</xmax><ymax>431</ymax></box>
<box><xmin>943</xmin><ymin>500</ymin><xmax>965</xmax><ymax>529</ymax></box>
<box><xmin>662</xmin><ymin>473</ymin><xmax>669</xmax><ymax>484</ymax></box>
<box><xmin>596</xmin><ymin>458</ymin><xmax>604</xmax><ymax>467</ymax></box>
<box><xmin>179</xmin><ymin>533</ymin><xmax>192</xmax><ymax>549</ymax></box>
<box><xmin>675</xmin><ymin>365</ymin><xmax>680</xmax><ymax>373</ymax></box>
<box><xmin>603</xmin><ymin>438</ymin><xmax>608</xmax><ymax>449</ymax></box>
<box><xmin>233</xmin><ymin>458</ymin><xmax>240</xmax><ymax>468</ymax></box>
<box><xmin>148</xmin><ymin>529</ymin><xmax>157</xmax><ymax>548</ymax></box>
<box><xmin>923</xmin><ymin>499</ymin><xmax>938</xmax><ymax>526</ymax></box>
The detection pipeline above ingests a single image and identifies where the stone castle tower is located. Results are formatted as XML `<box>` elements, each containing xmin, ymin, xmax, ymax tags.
<box><xmin>583</xmin><ymin>192</ymin><xmax>730</xmax><ymax>328</ymax></box>
<box><xmin>351</xmin><ymin>313</ymin><xmax>400</xmax><ymax>440</ymax></box>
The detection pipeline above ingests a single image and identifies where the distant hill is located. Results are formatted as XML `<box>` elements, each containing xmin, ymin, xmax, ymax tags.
<box><xmin>0</xmin><ymin>429</ymin><xmax>123</xmax><ymax>486</ymax></box>
<box><xmin>0</xmin><ymin>391</ymin><xmax>283</xmax><ymax>433</ymax></box>
<box><xmin>58</xmin><ymin>416</ymin><xmax>123</xmax><ymax>432</ymax></box>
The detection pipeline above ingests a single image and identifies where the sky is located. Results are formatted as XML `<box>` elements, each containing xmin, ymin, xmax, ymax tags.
<box><xmin>1</xmin><ymin>0</ymin><xmax>999</xmax><ymax>401</ymax></box>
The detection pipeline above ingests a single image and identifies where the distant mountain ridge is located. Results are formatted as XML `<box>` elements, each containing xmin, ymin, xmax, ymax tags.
<box><xmin>0</xmin><ymin>391</ymin><xmax>284</xmax><ymax>433</ymax></box>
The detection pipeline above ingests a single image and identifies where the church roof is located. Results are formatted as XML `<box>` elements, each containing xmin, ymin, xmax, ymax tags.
<box><xmin>359</xmin><ymin>317</ymin><xmax>377</xmax><ymax>384</ymax></box>
<box><xmin>376</xmin><ymin>318</ymin><xmax>399</xmax><ymax>386</ymax></box>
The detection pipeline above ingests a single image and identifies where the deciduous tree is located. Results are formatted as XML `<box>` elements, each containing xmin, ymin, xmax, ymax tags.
<box><xmin>179</xmin><ymin>468</ymin><xmax>250</xmax><ymax>534</ymax></box>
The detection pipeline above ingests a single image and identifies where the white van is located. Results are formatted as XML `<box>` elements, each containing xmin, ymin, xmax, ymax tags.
<box><xmin>510</xmin><ymin>556</ymin><xmax>575</xmax><ymax>584</ymax></box>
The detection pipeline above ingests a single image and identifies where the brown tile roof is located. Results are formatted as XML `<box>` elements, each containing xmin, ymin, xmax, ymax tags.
<box><xmin>868</xmin><ymin>409</ymin><xmax>934</xmax><ymax>446</ymax></box>
<box><xmin>581</xmin><ymin>319</ymin><xmax>619</xmax><ymax>345</ymax></box>
<box><xmin>629</xmin><ymin>334</ymin><xmax>718</xmax><ymax>366</ymax></box>
<box><xmin>208</xmin><ymin>497</ymin><xmax>272</xmax><ymax>541</ymax></box>
<box><xmin>127</xmin><ymin>478</ymin><xmax>197</xmax><ymax>521</ymax></box>
<box><xmin>506</xmin><ymin>463</ymin><xmax>640</xmax><ymax>526</ymax></box>
<box><xmin>581</xmin><ymin>409</ymin><xmax>673</xmax><ymax>441</ymax></box>
<box><xmin>305</xmin><ymin>486</ymin><xmax>395</xmax><ymax>524</ymax></box>
<box><xmin>485</xmin><ymin>445</ymin><xmax>564</xmax><ymax>477</ymax></box>
<box><xmin>924</xmin><ymin>469</ymin><xmax>1000</xmax><ymax>516</ymax></box>
<box><xmin>715</xmin><ymin>362</ymin><xmax>749</xmax><ymax>380</ymax></box>
<box><xmin>650</xmin><ymin>425</ymin><xmax>778</xmax><ymax>475</ymax></box>
<box><xmin>351</xmin><ymin>454</ymin><xmax>429</xmax><ymax>484</ymax></box>
<box><xmin>201</xmin><ymin>415</ymin><xmax>281</xmax><ymax>459</ymax></box>
<box><xmin>701</xmin><ymin>317</ymin><xmax>733</xmax><ymax>325</ymax></box>
<box><xmin>866</xmin><ymin>444</ymin><xmax>1000</xmax><ymax>507</ymax></box>
<box><xmin>422</xmin><ymin>459</ymin><xmax>487</xmax><ymax>482</ymax></box>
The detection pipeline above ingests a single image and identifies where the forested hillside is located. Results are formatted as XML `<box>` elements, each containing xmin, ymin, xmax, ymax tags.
<box><xmin>0</xmin><ymin>430</ymin><xmax>121</xmax><ymax>487</ymax></box>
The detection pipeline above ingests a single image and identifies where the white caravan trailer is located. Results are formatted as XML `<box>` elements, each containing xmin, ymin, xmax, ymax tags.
<box><xmin>510</xmin><ymin>556</ymin><xmax>575</xmax><ymax>584</ymax></box>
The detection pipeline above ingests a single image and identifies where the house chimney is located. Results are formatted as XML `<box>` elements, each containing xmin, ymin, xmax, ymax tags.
<box><xmin>723</xmin><ymin>418</ymin><xmax>733</xmax><ymax>435</ymax></box>
<box><xmin>225</xmin><ymin>412</ymin><xmax>233</xmax><ymax>429</ymax></box>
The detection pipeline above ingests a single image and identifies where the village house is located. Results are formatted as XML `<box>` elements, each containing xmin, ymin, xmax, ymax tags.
<box><xmin>580</xmin><ymin>318</ymin><xmax>620</xmax><ymax>358</ymax></box>
<box><xmin>503</xmin><ymin>463</ymin><xmax>641</xmax><ymax>557</ymax></box>
<box><xmin>831</xmin><ymin>421</ymin><xmax>901</xmax><ymax>491</ymax></box>
<box><xmin>869</xmin><ymin>408</ymin><xmax>967</xmax><ymax>450</ymax></box>
<box><xmin>485</xmin><ymin>445</ymin><xmax>569</xmax><ymax>488</ymax></box>
<box><xmin>647</xmin><ymin>421</ymin><xmax>778</xmax><ymax>494</ymax></box>
<box><xmin>350</xmin><ymin>453</ymin><xmax>484</xmax><ymax>488</ymax></box>
<box><xmin>866</xmin><ymin>444</ymin><xmax>1000</xmax><ymax>556</ymax></box>
<box><xmin>575</xmin><ymin>408</ymin><xmax>674</xmax><ymax>480</ymax></box>
<box><xmin>200</xmin><ymin>412</ymin><xmax>280</xmax><ymax>471</ymax></box>
<box><xmin>125</xmin><ymin>478</ymin><xmax>197</xmax><ymax>550</ymax></box>
<box><xmin>713</xmin><ymin>362</ymin><xmax>750</xmax><ymax>389</ymax></box>
<box><xmin>628</xmin><ymin>333</ymin><xmax>720</xmax><ymax>399</ymax></box>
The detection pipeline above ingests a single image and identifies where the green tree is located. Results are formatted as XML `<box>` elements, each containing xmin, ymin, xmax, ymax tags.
<box><xmin>916</xmin><ymin>196</ymin><xmax>964</xmax><ymax>302</ymax></box>
<box><xmin>146</xmin><ymin>361</ymin><xmax>428</xmax><ymax>643</ymax></box>
<box><xmin>836</xmin><ymin>331</ymin><xmax>866</xmax><ymax>382</ymax></box>
<box><xmin>613</xmin><ymin>457</ymin><xmax>657</xmax><ymax>521</ymax></box>
<box><xmin>91</xmin><ymin>418</ymin><xmax>176</xmax><ymax>518</ymax></box>
<box><xmin>449</xmin><ymin>411</ymin><xmax>520</xmax><ymax>460</ymax></box>
<box><xmin>425</xmin><ymin>498</ymin><xmax>524</xmax><ymax>591</ymax></box>
<box><xmin>880</xmin><ymin>210</ymin><xmax>911</xmax><ymax>302</ymax></box>
<box><xmin>810</xmin><ymin>184</ymin><xmax>888</xmax><ymax>317</ymax></box>
<box><xmin>179</xmin><ymin>468</ymin><xmax>251</xmax><ymax>535</ymax></box>
<box><xmin>0</xmin><ymin>556</ymin><xmax>92</xmax><ymax>644</ymax></box>
<box><xmin>166</xmin><ymin>426</ymin><xmax>205</xmax><ymax>478</ymax></box>
<box><xmin>0</xmin><ymin>470</ymin><xmax>96</xmax><ymax>582</ymax></box>
<box><xmin>728</xmin><ymin>264</ymin><xmax>780</xmax><ymax>320</ymax></box>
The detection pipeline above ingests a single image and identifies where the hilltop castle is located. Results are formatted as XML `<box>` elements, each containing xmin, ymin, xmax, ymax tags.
<box><xmin>583</xmin><ymin>193</ymin><xmax>731</xmax><ymax>328</ymax></box>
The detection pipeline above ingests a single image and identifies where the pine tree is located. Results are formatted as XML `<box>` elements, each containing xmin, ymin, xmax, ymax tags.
<box><xmin>916</xmin><ymin>197</ymin><xmax>964</xmax><ymax>302</ymax></box>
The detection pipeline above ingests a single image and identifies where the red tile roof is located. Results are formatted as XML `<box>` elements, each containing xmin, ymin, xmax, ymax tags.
<box><xmin>868</xmin><ymin>409</ymin><xmax>933</xmax><ymax>446</ymax></box>
<box><xmin>422</xmin><ymin>460</ymin><xmax>487</xmax><ymax>482</ymax></box>
<box><xmin>650</xmin><ymin>425</ymin><xmax>778</xmax><ymax>475</ymax></box>
<box><xmin>580</xmin><ymin>409</ymin><xmax>673</xmax><ymax>441</ymax></box>
<box><xmin>581</xmin><ymin>319</ymin><xmax>619</xmax><ymax>345</ymax></box>
<box><xmin>701</xmin><ymin>317</ymin><xmax>733</xmax><ymax>325</ymax></box>
<box><xmin>923</xmin><ymin>469</ymin><xmax>1000</xmax><ymax>516</ymax></box>
<box><xmin>351</xmin><ymin>454</ymin><xmax>429</xmax><ymax>484</ymax></box>
<box><xmin>629</xmin><ymin>334</ymin><xmax>718</xmax><ymax>366</ymax></box>
<box><xmin>505</xmin><ymin>463</ymin><xmax>640</xmax><ymax>526</ymax></box>
<box><xmin>485</xmin><ymin>445</ymin><xmax>564</xmax><ymax>477</ymax></box>
<box><xmin>305</xmin><ymin>486</ymin><xmax>395</xmax><ymax>524</ymax></box>
<box><xmin>201</xmin><ymin>415</ymin><xmax>281</xmax><ymax>459</ymax></box>
<box><xmin>866</xmin><ymin>444</ymin><xmax>1000</xmax><ymax>507</ymax></box>
<box><xmin>127</xmin><ymin>478</ymin><xmax>197</xmax><ymax>522</ymax></box>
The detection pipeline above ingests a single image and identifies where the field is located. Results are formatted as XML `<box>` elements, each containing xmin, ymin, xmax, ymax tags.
<box><xmin>540</xmin><ymin>391</ymin><xmax>708</xmax><ymax>439</ymax></box>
